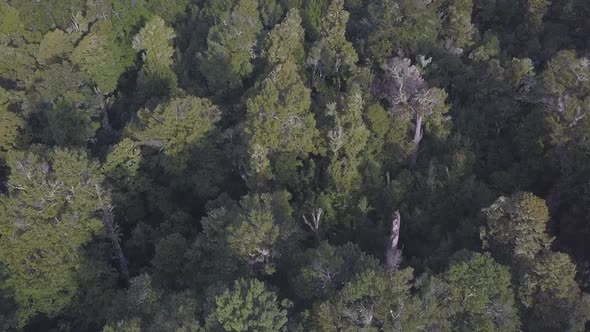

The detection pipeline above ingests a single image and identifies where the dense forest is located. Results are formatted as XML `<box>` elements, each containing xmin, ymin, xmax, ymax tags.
<box><xmin>1</xmin><ymin>0</ymin><xmax>590</xmax><ymax>330</ymax></box>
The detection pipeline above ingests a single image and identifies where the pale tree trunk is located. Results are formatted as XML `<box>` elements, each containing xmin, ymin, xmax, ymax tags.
<box><xmin>410</xmin><ymin>114</ymin><xmax>424</xmax><ymax>167</ymax></box>
<box><xmin>385</xmin><ymin>211</ymin><xmax>402</xmax><ymax>271</ymax></box>
<box><xmin>303</xmin><ymin>208</ymin><xmax>323</xmax><ymax>242</ymax></box>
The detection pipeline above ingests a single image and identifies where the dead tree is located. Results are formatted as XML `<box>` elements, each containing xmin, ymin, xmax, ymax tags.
<box><xmin>96</xmin><ymin>185</ymin><xmax>130</xmax><ymax>283</ymax></box>
<box><xmin>385</xmin><ymin>211</ymin><xmax>402</xmax><ymax>271</ymax></box>
<box><xmin>379</xmin><ymin>57</ymin><xmax>447</xmax><ymax>167</ymax></box>
<box><xmin>303</xmin><ymin>208</ymin><xmax>323</xmax><ymax>241</ymax></box>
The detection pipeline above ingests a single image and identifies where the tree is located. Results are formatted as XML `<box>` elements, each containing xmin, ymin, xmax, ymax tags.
<box><xmin>0</xmin><ymin>3</ymin><xmax>37</xmax><ymax>88</ymax></box>
<box><xmin>245</xmin><ymin>9</ymin><xmax>319</xmax><ymax>183</ymax></box>
<box><xmin>152</xmin><ymin>233</ymin><xmax>188</xmax><ymax>289</ymax></box>
<box><xmin>24</xmin><ymin>61</ymin><xmax>102</xmax><ymax>146</ymax></box>
<box><xmin>199</xmin><ymin>0</ymin><xmax>263</xmax><ymax>95</ymax></box>
<box><xmin>103</xmin><ymin>96</ymin><xmax>225</xmax><ymax>226</ymax></box>
<box><xmin>0</xmin><ymin>88</ymin><xmax>25</xmax><ymax>157</ymax></box>
<box><xmin>0</xmin><ymin>149</ymin><xmax>106</xmax><ymax>324</ymax></box>
<box><xmin>129</xmin><ymin>96</ymin><xmax>223</xmax><ymax>186</ymax></box>
<box><xmin>71</xmin><ymin>20</ymin><xmax>135</xmax><ymax>94</ymax></box>
<box><xmin>132</xmin><ymin>16</ymin><xmax>177</xmax><ymax>103</ymax></box>
<box><xmin>205</xmin><ymin>278</ymin><xmax>291</xmax><ymax>332</ymax></box>
<box><xmin>481</xmin><ymin>192</ymin><xmax>552</xmax><ymax>265</ymax></box>
<box><xmin>307</xmin><ymin>0</ymin><xmax>358</xmax><ymax>91</ymax></box>
<box><xmin>227</xmin><ymin>191</ymin><xmax>299</xmax><ymax>275</ymax></box>
<box><xmin>379</xmin><ymin>57</ymin><xmax>449</xmax><ymax>165</ymax></box>
<box><xmin>290</xmin><ymin>241</ymin><xmax>380</xmax><ymax>302</ymax></box>
<box><xmin>132</xmin><ymin>17</ymin><xmax>176</xmax><ymax>70</ymax></box>
<box><xmin>443</xmin><ymin>252</ymin><xmax>520</xmax><ymax>331</ymax></box>
<box><xmin>364</xmin><ymin>0</ymin><xmax>441</xmax><ymax>60</ymax></box>
<box><xmin>481</xmin><ymin>192</ymin><xmax>590</xmax><ymax>330</ymax></box>
<box><xmin>517</xmin><ymin>251</ymin><xmax>590</xmax><ymax>331</ymax></box>
<box><xmin>37</xmin><ymin>29</ymin><xmax>74</xmax><ymax>65</ymax></box>
<box><xmin>11</xmin><ymin>0</ymin><xmax>85</xmax><ymax>32</ymax></box>
<box><xmin>440</xmin><ymin>0</ymin><xmax>475</xmax><ymax>50</ymax></box>
<box><xmin>325</xmin><ymin>85</ymin><xmax>370</xmax><ymax>193</ymax></box>
<box><xmin>306</xmin><ymin>268</ymin><xmax>445</xmax><ymax>331</ymax></box>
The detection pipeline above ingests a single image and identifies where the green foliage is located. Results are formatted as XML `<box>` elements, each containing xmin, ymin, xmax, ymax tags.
<box><xmin>11</xmin><ymin>0</ymin><xmax>85</xmax><ymax>32</ymax></box>
<box><xmin>517</xmin><ymin>251</ymin><xmax>590</xmax><ymax>331</ymax></box>
<box><xmin>0</xmin><ymin>149</ymin><xmax>105</xmax><ymax>324</ymax></box>
<box><xmin>481</xmin><ymin>192</ymin><xmax>552</xmax><ymax>265</ymax></box>
<box><xmin>365</xmin><ymin>0</ymin><xmax>441</xmax><ymax>60</ymax></box>
<box><xmin>0</xmin><ymin>88</ymin><xmax>25</xmax><ymax>156</ymax></box>
<box><xmin>152</xmin><ymin>233</ymin><xmax>188</xmax><ymax>289</ymax></box>
<box><xmin>0</xmin><ymin>2</ymin><xmax>22</xmax><ymax>35</ymax></box>
<box><xmin>440</xmin><ymin>0</ymin><xmax>475</xmax><ymax>49</ymax></box>
<box><xmin>37</xmin><ymin>29</ymin><xmax>74</xmax><ymax>65</ymax></box>
<box><xmin>205</xmin><ymin>278</ymin><xmax>290</xmax><ymax>331</ymax></box>
<box><xmin>245</xmin><ymin>9</ymin><xmax>319</xmax><ymax>182</ymax></box>
<box><xmin>301</xmin><ymin>0</ymin><xmax>330</xmax><ymax>41</ymax></box>
<box><xmin>3</xmin><ymin>0</ymin><xmax>590</xmax><ymax>330</ymax></box>
<box><xmin>325</xmin><ymin>85</ymin><xmax>370</xmax><ymax>192</ymax></box>
<box><xmin>290</xmin><ymin>241</ymin><xmax>380</xmax><ymax>302</ymax></box>
<box><xmin>200</xmin><ymin>0</ymin><xmax>263</xmax><ymax>95</ymax></box>
<box><xmin>444</xmin><ymin>252</ymin><xmax>520</xmax><ymax>331</ymax></box>
<box><xmin>0</xmin><ymin>33</ymin><xmax>38</xmax><ymax>86</ymax></box>
<box><xmin>307</xmin><ymin>0</ymin><xmax>358</xmax><ymax>91</ymax></box>
<box><xmin>104</xmin><ymin>96</ymin><xmax>226</xmax><ymax>227</ymax></box>
<box><xmin>306</xmin><ymin>268</ymin><xmax>445</xmax><ymax>331</ymax></box>
<box><xmin>71</xmin><ymin>20</ymin><xmax>135</xmax><ymax>93</ymax></box>
<box><xmin>25</xmin><ymin>61</ymin><xmax>102</xmax><ymax>146</ymax></box>
<box><xmin>227</xmin><ymin>191</ymin><xmax>298</xmax><ymax>275</ymax></box>
<box><xmin>133</xmin><ymin>17</ymin><xmax>176</xmax><ymax>70</ymax></box>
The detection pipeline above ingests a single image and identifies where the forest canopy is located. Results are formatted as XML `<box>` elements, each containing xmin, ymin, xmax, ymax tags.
<box><xmin>1</xmin><ymin>0</ymin><xmax>590</xmax><ymax>331</ymax></box>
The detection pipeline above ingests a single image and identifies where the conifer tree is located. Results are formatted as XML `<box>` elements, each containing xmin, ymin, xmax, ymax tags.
<box><xmin>245</xmin><ymin>9</ymin><xmax>319</xmax><ymax>183</ymax></box>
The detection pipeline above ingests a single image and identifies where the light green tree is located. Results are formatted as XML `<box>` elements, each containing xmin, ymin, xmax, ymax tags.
<box><xmin>440</xmin><ymin>0</ymin><xmax>475</xmax><ymax>49</ymax></box>
<box><xmin>132</xmin><ymin>17</ymin><xmax>176</xmax><ymax>70</ymax></box>
<box><xmin>306</xmin><ymin>268</ymin><xmax>445</xmax><ymax>331</ymax></box>
<box><xmin>481</xmin><ymin>192</ymin><xmax>553</xmax><ymax>265</ymax></box>
<box><xmin>325</xmin><ymin>85</ymin><xmax>370</xmax><ymax>193</ymax></box>
<box><xmin>205</xmin><ymin>278</ymin><xmax>291</xmax><ymax>332</ymax></box>
<box><xmin>0</xmin><ymin>4</ymin><xmax>37</xmax><ymax>88</ymax></box>
<box><xmin>200</xmin><ymin>0</ymin><xmax>263</xmax><ymax>95</ymax></box>
<box><xmin>71</xmin><ymin>20</ymin><xmax>135</xmax><ymax>93</ymax></box>
<box><xmin>0</xmin><ymin>149</ymin><xmax>106</xmax><ymax>324</ymax></box>
<box><xmin>132</xmin><ymin>16</ymin><xmax>177</xmax><ymax>105</ymax></box>
<box><xmin>37</xmin><ymin>29</ymin><xmax>75</xmax><ymax>65</ymax></box>
<box><xmin>307</xmin><ymin>0</ymin><xmax>358</xmax><ymax>91</ymax></box>
<box><xmin>443</xmin><ymin>252</ymin><xmax>520</xmax><ymax>331</ymax></box>
<box><xmin>518</xmin><ymin>251</ymin><xmax>590</xmax><ymax>331</ymax></box>
<box><xmin>227</xmin><ymin>191</ymin><xmax>298</xmax><ymax>275</ymax></box>
<box><xmin>245</xmin><ymin>9</ymin><xmax>319</xmax><ymax>182</ymax></box>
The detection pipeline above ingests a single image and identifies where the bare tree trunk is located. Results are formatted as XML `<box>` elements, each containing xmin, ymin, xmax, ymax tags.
<box><xmin>303</xmin><ymin>208</ymin><xmax>323</xmax><ymax>242</ymax></box>
<box><xmin>95</xmin><ymin>185</ymin><xmax>130</xmax><ymax>283</ymax></box>
<box><xmin>410</xmin><ymin>115</ymin><xmax>424</xmax><ymax>167</ymax></box>
<box><xmin>385</xmin><ymin>211</ymin><xmax>402</xmax><ymax>271</ymax></box>
<box><xmin>102</xmin><ymin>207</ymin><xmax>130</xmax><ymax>283</ymax></box>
